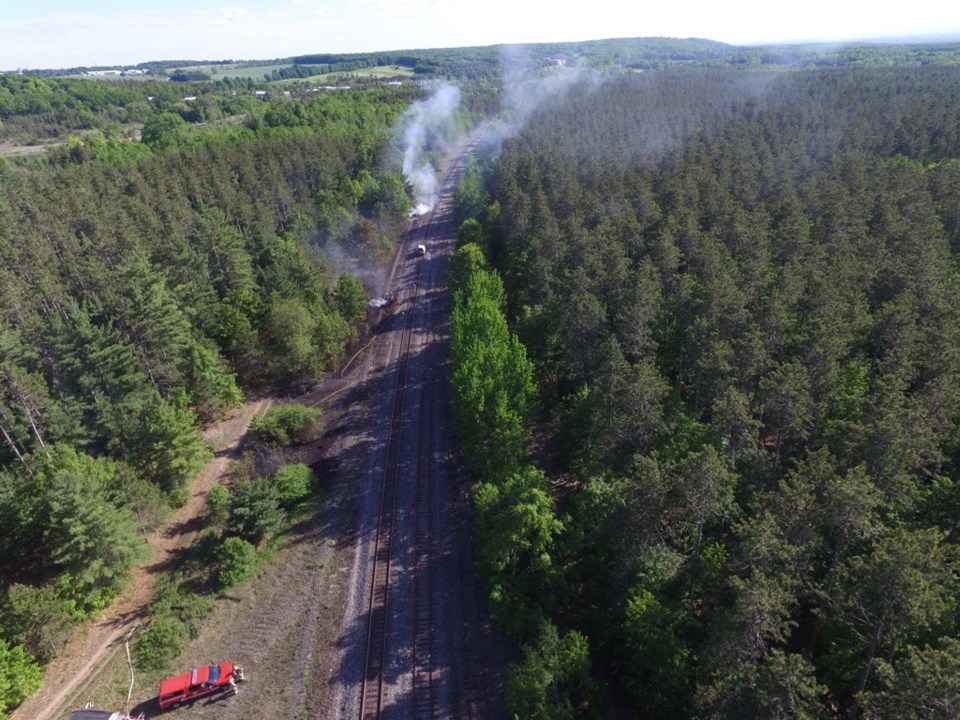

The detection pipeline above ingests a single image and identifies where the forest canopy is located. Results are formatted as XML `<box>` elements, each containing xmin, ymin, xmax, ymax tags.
<box><xmin>456</xmin><ymin>64</ymin><xmax>960</xmax><ymax>718</ymax></box>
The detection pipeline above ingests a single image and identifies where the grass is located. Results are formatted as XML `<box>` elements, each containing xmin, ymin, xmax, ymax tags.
<box><xmin>176</xmin><ymin>63</ymin><xmax>293</xmax><ymax>80</ymax></box>
<box><xmin>0</xmin><ymin>142</ymin><xmax>56</xmax><ymax>158</ymax></box>
<box><xmin>212</xmin><ymin>63</ymin><xmax>293</xmax><ymax>80</ymax></box>
<box><xmin>78</xmin><ymin>482</ymin><xmax>333</xmax><ymax>716</ymax></box>
<box><xmin>277</xmin><ymin>65</ymin><xmax>415</xmax><ymax>86</ymax></box>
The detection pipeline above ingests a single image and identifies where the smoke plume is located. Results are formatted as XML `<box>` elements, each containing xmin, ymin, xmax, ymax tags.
<box><xmin>397</xmin><ymin>83</ymin><xmax>462</xmax><ymax>213</ymax></box>
<box><xmin>478</xmin><ymin>45</ymin><xmax>595</xmax><ymax>156</ymax></box>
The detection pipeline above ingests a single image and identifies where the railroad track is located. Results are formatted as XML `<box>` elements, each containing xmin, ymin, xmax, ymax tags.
<box><xmin>357</xmin><ymin>144</ymin><xmax>482</xmax><ymax>720</ymax></box>
<box><xmin>358</xmin><ymin>215</ymin><xmax>426</xmax><ymax>720</ymax></box>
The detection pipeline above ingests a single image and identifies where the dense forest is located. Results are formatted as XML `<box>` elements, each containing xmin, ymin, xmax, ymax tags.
<box><xmin>5</xmin><ymin>35</ymin><xmax>960</xmax><ymax>719</ymax></box>
<box><xmin>0</xmin><ymin>80</ymin><xmax>420</xmax><ymax>714</ymax></box>
<box><xmin>452</xmin><ymin>65</ymin><xmax>960</xmax><ymax>718</ymax></box>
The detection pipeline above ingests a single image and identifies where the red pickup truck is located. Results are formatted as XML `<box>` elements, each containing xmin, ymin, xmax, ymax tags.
<box><xmin>157</xmin><ymin>662</ymin><xmax>244</xmax><ymax>709</ymax></box>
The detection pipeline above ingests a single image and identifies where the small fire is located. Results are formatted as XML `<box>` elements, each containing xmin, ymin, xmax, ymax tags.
<box><xmin>409</xmin><ymin>202</ymin><xmax>432</xmax><ymax>219</ymax></box>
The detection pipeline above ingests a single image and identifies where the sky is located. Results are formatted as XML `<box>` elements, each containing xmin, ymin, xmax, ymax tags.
<box><xmin>2</xmin><ymin>0</ymin><xmax>959</xmax><ymax>70</ymax></box>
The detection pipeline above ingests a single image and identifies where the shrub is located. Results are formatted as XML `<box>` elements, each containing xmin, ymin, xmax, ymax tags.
<box><xmin>272</xmin><ymin>464</ymin><xmax>314</xmax><ymax>507</ymax></box>
<box><xmin>217</xmin><ymin>537</ymin><xmax>257</xmax><ymax>590</ymax></box>
<box><xmin>1</xmin><ymin>584</ymin><xmax>76</xmax><ymax>664</ymax></box>
<box><xmin>506</xmin><ymin>623</ymin><xmax>600</xmax><ymax>720</ymax></box>
<box><xmin>135</xmin><ymin>618</ymin><xmax>186</xmax><ymax>672</ymax></box>
<box><xmin>206</xmin><ymin>484</ymin><xmax>231</xmax><ymax>528</ymax></box>
<box><xmin>0</xmin><ymin>640</ymin><xmax>42</xmax><ymax>717</ymax></box>
<box><xmin>249</xmin><ymin>404</ymin><xmax>321</xmax><ymax>447</ymax></box>
<box><xmin>149</xmin><ymin>580</ymin><xmax>214</xmax><ymax>639</ymax></box>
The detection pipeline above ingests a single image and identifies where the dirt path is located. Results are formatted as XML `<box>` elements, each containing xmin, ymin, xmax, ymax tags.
<box><xmin>11</xmin><ymin>397</ymin><xmax>273</xmax><ymax>720</ymax></box>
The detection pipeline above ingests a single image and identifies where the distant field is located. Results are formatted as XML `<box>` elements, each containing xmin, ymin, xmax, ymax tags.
<box><xmin>0</xmin><ymin>142</ymin><xmax>52</xmax><ymax>158</ymax></box>
<box><xmin>279</xmin><ymin>65</ymin><xmax>415</xmax><ymax>85</ymax></box>
<box><xmin>178</xmin><ymin>63</ymin><xmax>293</xmax><ymax>80</ymax></box>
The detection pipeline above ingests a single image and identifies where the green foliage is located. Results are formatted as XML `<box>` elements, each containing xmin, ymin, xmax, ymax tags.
<box><xmin>449</xmin><ymin>243</ymin><xmax>489</xmax><ymax>292</ymax></box>
<box><xmin>134</xmin><ymin>618</ymin><xmax>186</xmax><ymax>672</ymax></box>
<box><xmin>140</xmin><ymin>112</ymin><xmax>186</xmax><ymax>151</ymax></box>
<box><xmin>447</xmin><ymin>201</ymin><xmax>601</xmax><ymax>700</ymax></box>
<box><xmin>249</xmin><ymin>403</ymin><xmax>321</xmax><ymax>447</ymax></box>
<box><xmin>453</xmin><ymin>160</ymin><xmax>490</xmax><ymax>226</ymax></box>
<box><xmin>263</xmin><ymin>293</ymin><xmax>351</xmax><ymax>380</ymax></box>
<box><xmin>133</xmin><ymin>392</ymin><xmax>212</xmax><ymax>502</ymax></box>
<box><xmin>376</xmin><ymin>172</ymin><xmax>410</xmax><ymax>220</ymax></box>
<box><xmin>456</xmin><ymin>217</ymin><xmax>484</xmax><ymax>248</ymax></box>
<box><xmin>622</xmin><ymin>590</ymin><xmax>692</xmax><ymax>717</ymax></box>
<box><xmin>216</xmin><ymin>536</ymin><xmax>258</xmax><ymax>590</ymax></box>
<box><xmin>348</xmin><ymin>218</ymin><xmax>392</xmax><ymax>262</ymax></box>
<box><xmin>336</xmin><ymin>273</ymin><xmax>368</xmax><ymax>325</ymax></box>
<box><xmin>482</xmin><ymin>64</ymin><xmax>960</xmax><ymax>717</ymax></box>
<box><xmin>229</xmin><ymin>479</ymin><xmax>283</xmax><ymax>544</ymax></box>
<box><xmin>0</xmin><ymin>78</ymin><xmax>427</xmax><ymax>665</ymax></box>
<box><xmin>474</xmin><ymin>466</ymin><xmax>562</xmax><ymax>641</ymax></box>
<box><xmin>450</xmin><ymin>266</ymin><xmax>535</xmax><ymax>478</ymax></box>
<box><xmin>206</xmin><ymin>484</ymin><xmax>231</xmax><ymax>528</ymax></box>
<box><xmin>864</xmin><ymin>637</ymin><xmax>960</xmax><ymax>719</ymax></box>
<box><xmin>506</xmin><ymin>623</ymin><xmax>600</xmax><ymax>720</ymax></box>
<box><xmin>1</xmin><ymin>584</ymin><xmax>76</xmax><ymax>664</ymax></box>
<box><xmin>40</xmin><ymin>447</ymin><xmax>150</xmax><ymax>611</ymax></box>
<box><xmin>187</xmin><ymin>344</ymin><xmax>243</xmax><ymax>420</ymax></box>
<box><xmin>146</xmin><ymin>574</ymin><xmax>215</xmax><ymax>641</ymax></box>
<box><xmin>695</xmin><ymin>650</ymin><xmax>825</xmax><ymax>720</ymax></box>
<box><xmin>271</xmin><ymin>463</ymin><xmax>314</xmax><ymax>507</ymax></box>
<box><xmin>0</xmin><ymin>639</ymin><xmax>42</xmax><ymax>719</ymax></box>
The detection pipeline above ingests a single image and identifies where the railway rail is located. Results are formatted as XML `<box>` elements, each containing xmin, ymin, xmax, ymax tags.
<box><xmin>358</xmin><ymin>213</ymin><xmax>429</xmax><ymax>720</ymax></box>
<box><xmin>356</xmin><ymin>144</ymin><xmax>482</xmax><ymax>719</ymax></box>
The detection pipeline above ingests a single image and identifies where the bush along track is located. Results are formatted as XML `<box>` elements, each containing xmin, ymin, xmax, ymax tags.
<box><xmin>133</xmin><ymin>410</ymin><xmax>320</xmax><ymax>678</ymax></box>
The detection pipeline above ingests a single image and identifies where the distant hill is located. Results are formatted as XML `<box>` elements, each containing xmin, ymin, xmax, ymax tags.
<box><xmin>12</xmin><ymin>35</ymin><xmax>960</xmax><ymax>81</ymax></box>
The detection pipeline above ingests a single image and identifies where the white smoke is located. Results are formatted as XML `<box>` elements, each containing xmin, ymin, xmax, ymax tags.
<box><xmin>398</xmin><ymin>83</ymin><xmax>462</xmax><ymax>213</ymax></box>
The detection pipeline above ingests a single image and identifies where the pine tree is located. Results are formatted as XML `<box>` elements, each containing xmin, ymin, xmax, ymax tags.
<box><xmin>131</xmin><ymin>391</ymin><xmax>211</xmax><ymax>503</ymax></box>
<box><xmin>42</xmin><ymin>447</ymin><xmax>149</xmax><ymax>609</ymax></box>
